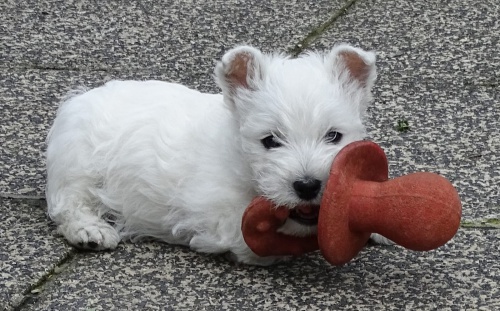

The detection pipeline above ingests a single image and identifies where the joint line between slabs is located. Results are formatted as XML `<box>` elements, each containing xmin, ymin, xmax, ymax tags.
<box><xmin>289</xmin><ymin>0</ymin><xmax>359</xmax><ymax>56</ymax></box>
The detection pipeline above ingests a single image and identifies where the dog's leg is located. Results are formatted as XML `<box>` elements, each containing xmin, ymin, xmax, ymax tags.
<box><xmin>47</xmin><ymin>182</ymin><xmax>120</xmax><ymax>250</ymax></box>
<box><xmin>46</xmin><ymin>144</ymin><xmax>120</xmax><ymax>251</ymax></box>
<box><xmin>45</xmin><ymin>90</ymin><xmax>122</xmax><ymax>250</ymax></box>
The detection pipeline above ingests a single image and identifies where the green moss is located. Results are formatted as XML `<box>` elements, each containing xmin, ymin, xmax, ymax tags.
<box><xmin>484</xmin><ymin>218</ymin><xmax>500</xmax><ymax>225</ymax></box>
<box><xmin>460</xmin><ymin>218</ymin><xmax>500</xmax><ymax>228</ymax></box>
<box><xmin>460</xmin><ymin>221</ymin><xmax>477</xmax><ymax>228</ymax></box>
<box><xmin>396</xmin><ymin>118</ymin><xmax>410</xmax><ymax>132</ymax></box>
<box><xmin>13</xmin><ymin>250</ymin><xmax>76</xmax><ymax>310</ymax></box>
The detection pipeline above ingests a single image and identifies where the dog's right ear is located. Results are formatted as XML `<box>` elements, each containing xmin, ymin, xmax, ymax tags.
<box><xmin>215</xmin><ymin>46</ymin><xmax>265</xmax><ymax>96</ymax></box>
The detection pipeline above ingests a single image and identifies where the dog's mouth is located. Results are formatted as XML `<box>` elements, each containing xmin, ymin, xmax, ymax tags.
<box><xmin>289</xmin><ymin>204</ymin><xmax>320</xmax><ymax>226</ymax></box>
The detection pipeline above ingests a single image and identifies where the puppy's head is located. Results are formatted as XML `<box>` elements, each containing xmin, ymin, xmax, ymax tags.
<box><xmin>215</xmin><ymin>44</ymin><xmax>377</xmax><ymax>236</ymax></box>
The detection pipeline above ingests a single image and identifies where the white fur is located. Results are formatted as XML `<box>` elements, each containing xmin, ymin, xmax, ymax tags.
<box><xmin>46</xmin><ymin>44</ymin><xmax>388</xmax><ymax>265</ymax></box>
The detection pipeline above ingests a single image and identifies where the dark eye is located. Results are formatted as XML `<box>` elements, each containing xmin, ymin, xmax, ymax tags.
<box><xmin>261</xmin><ymin>135</ymin><xmax>282</xmax><ymax>149</ymax></box>
<box><xmin>325</xmin><ymin>130</ymin><xmax>343</xmax><ymax>144</ymax></box>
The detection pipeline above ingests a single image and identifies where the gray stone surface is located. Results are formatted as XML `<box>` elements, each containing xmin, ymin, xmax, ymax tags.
<box><xmin>313</xmin><ymin>0</ymin><xmax>500</xmax><ymax>221</ymax></box>
<box><xmin>0</xmin><ymin>197</ymin><xmax>72</xmax><ymax>311</ymax></box>
<box><xmin>2</xmin><ymin>0</ymin><xmax>344</xmax><ymax>81</ymax></box>
<box><xmin>314</xmin><ymin>0</ymin><xmax>499</xmax><ymax>85</ymax></box>
<box><xmin>0</xmin><ymin>0</ymin><xmax>347</xmax><ymax>196</ymax></box>
<box><xmin>22</xmin><ymin>229</ymin><xmax>500</xmax><ymax>310</ymax></box>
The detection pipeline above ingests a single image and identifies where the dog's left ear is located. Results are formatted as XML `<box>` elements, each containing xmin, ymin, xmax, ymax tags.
<box><xmin>215</xmin><ymin>46</ymin><xmax>265</xmax><ymax>97</ymax></box>
<box><xmin>327</xmin><ymin>45</ymin><xmax>377</xmax><ymax>89</ymax></box>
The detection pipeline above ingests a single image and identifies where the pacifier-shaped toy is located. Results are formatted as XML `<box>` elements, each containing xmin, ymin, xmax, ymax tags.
<box><xmin>241</xmin><ymin>140</ymin><xmax>462</xmax><ymax>265</ymax></box>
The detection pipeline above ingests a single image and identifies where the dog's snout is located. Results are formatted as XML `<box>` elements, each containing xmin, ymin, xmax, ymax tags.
<box><xmin>293</xmin><ymin>178</ymin><xmax>321</xmax><ymax>201</ymax></box>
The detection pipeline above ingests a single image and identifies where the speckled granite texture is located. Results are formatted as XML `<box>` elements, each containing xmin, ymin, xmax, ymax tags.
<box><xmin>0</xmin><ymin>198</ymin><xmax>72</xmax><ymax>311</ymax></box>
<box><xmin>1</xmin><ymin>0</ymin><xmax>344</xmax><ymax>86</ymax></box>
<box><xmin>21</xmin><ymin>230</ymin><xmax>500</xmax><ymax>310</ymax></box>
<box><xmin>1</xmin><ymin>0</ymin><xmax>499</xmax><ymax>309</ymax></box>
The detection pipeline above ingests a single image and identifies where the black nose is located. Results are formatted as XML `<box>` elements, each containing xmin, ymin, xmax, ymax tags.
<box><xmin>293</xmin><ymin>178</ymin><xmax>321</xmax><ymax>201</ymax></box>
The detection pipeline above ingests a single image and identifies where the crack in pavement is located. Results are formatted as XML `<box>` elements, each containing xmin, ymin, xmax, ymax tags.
<box><xmin>288</xmin><ymin>0</ymin><xmax>358</xmax><ymax>56</ymax></box>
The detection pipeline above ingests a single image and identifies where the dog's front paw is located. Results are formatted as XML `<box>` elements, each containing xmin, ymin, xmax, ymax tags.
<box><xmin>370</xmin><ymin>233</ymin><xmax>394</xmax><ymax>245</ymax></box>
<box><xmin>58</xmin><ymin>221</ymin><xmax>120</xmax><ymax>250</ymax></box>
<box><xmin>225</xmin><ymin>252</ymin><xmax>281</xmax><ymax>266</ymax></box>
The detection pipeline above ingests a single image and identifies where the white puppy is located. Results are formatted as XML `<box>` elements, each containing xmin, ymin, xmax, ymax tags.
<box><xmin>46</xmin><ymin>44</ymin><xmax>388</xmax><ymax>265</ymax></box>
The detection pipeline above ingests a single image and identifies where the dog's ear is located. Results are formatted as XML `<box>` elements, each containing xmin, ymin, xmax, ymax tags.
<box><xmin>215</xmin><ymin>46</ymin><xmax>265</xmax><ymax>95</ymax></box>
<box><xmin>327</xmin><ymin>45</ymin><xmax>377</xmax><ymax>89</ymax></box>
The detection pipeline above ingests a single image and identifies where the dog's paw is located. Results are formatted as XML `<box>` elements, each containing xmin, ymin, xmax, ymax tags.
<box><xmin>227</xmin><ymin>251</ymin><xmax>281</xmax><ymax>266</ymax></box>
<box><xmin>370</xmin><ymin>233</ymin><xmax>394</xmax><ymax>245</ymax></box>
<box><xmin>59</xmin><ymin>221</ymin><xmax>120</xmax><ymax>250</ymax></box>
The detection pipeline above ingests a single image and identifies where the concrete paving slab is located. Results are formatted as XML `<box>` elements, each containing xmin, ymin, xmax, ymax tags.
<box><xmin>313</xmin><ymin>0</ymin><xmax>499</xmax><ymax>86</ymax></box>
<box><xmin>2</xmin><ymin>0</ymin><xmax>343</xmax><ymax>75</ymax></box>
<box><xmin>21</xmin><ymin>229</ymin><xmax>500</xmax><ymax>310</ymax></box>
<box><xmin>0</xmin><ymin>0</ymin><xmax>349</xmax><ymax>196</ymax></box>
<box><xmin>311</xmin><ymin>0</ymin><xmax>500</xmax><ymax>220</ymax></box>
<box><xmin>0</xmin><ymin>197</ymin><xmax>72</xmax><ymax>311</ymax></box>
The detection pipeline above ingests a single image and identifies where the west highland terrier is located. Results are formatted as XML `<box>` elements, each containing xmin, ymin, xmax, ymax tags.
<box><xmin>46</xmin><ymin>44</ymin><xmax>389</xmax><ymax>265</ymax></box>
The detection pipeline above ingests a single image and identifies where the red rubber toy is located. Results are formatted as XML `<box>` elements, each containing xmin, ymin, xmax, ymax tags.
<box><xmin>241</xmin><ymin>140</ymin><xmax>462</xmax><ymax>265</ymax></box>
